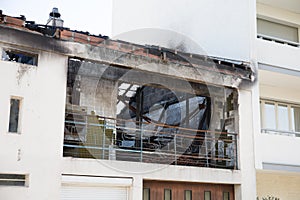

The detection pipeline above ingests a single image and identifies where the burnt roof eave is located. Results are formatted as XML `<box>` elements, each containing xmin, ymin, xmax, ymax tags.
<box><xmin>0</xmin><ymin>25</ymin><xmax>254</xmax><ymax>85</ymax></box>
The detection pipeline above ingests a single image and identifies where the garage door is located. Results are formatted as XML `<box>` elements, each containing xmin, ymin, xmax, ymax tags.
<box><xmin>61</xmin><ymin>175</ymin><xmax>132</xmax><ymax>200</ymax></box>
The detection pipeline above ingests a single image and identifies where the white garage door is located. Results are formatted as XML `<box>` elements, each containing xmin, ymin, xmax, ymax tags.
<box><xmin>61</xmin><ymin>175</ymin><xmax>132</xmax><ymax>200</ymax></box>
<box><xmin>61</xmin><ymin>186</ymin><xmax>128</xmax><ymax>200</ymax></box>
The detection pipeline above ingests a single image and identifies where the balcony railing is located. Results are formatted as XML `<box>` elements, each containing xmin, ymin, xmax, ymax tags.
<box><xmin>257</xmin><ymin>33</ymin><xmax>300</xmax><ymax>48</ymax></box>
<box><xmin>63</xmin><ymin>112</ymin><xmax>238</xmax><ymax>170</ymax></box>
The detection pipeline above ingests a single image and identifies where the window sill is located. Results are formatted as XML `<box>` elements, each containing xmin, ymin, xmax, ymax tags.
<box><xmin>7</xmin><ymin>132</ymin><xmax>21</xmax><ymax>135</ymax></box>
<box><xmin>261</xmin><ymin>129</ymin><xmax>300</xmax><ymax>137</ymax></box>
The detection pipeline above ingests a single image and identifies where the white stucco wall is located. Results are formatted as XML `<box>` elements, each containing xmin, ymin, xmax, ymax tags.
<box><xmin>0</xmin><ymin>10</ymin><xmax>258</xmax><ymax>198</ymax></box>
<box><xmin>236</xmin><ymin>89</ymin><xmax>257</xmax><ymax>199</ymax></box>
<box><xmin>256</xmin><ymin>75</ymin><xmax>300</xmax><ymax>168</ymax></box>
<box><xmin>257</xmin><ymin>39</ymin><xmax>300</xmax><ymax>71</ymax></box>
<box><xmin>112</xmin><ymin>0</ymin><xmax>255</xmax><ymax>61</ymax></box>
<box><xmin>255</xmin><ymin>2</ymin><xmax>300</xmax><ymax>172</ymax></box>
<box><xmin>257</xmin><ymin>3</ymin><xmax>300</xmax><ymax>27</ymax></box>
<box><xmin>0</xmin><ymin>45</ymin><xmax>67</xmax><ymax>200</ymax></box>
<box><xmin>62</xmin><ymin>158</ymin><xmax>242</xmax><ymax>200</ymax></box>
<box><xmin>257</xmin><ymin>134</ymin><xmax>300</xmax><ymax>167</ymax></box>
<box><xmin>256</xmin><ymin>3</ymin><xmax>300</xmax><ymax>71</ymax></box>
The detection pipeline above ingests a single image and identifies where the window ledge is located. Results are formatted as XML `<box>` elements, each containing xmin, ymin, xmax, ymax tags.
<box><xmin>7</xmin><ymin>132</ymin><xmax>21</xmax><ymax>135</ymax></box>
<box><xmin>261</xmin><ymin>129</ymin><xmax>300</xmax><ymax>137</ymax></box>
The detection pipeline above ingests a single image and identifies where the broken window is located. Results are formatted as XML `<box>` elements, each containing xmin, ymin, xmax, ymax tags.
<box><xmin>2</xmin><ymin>49</ymin><xmax>38</xmax><ymax>66</ymax></box>
<box><xmin>8</xmin><ymin>98</ymin><xmax>21</xmax><ymax>133</ymax></box>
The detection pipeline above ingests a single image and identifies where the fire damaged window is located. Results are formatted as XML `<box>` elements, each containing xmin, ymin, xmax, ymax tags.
<box><xmin>2</xmin><ymin>49</ymin><xmax>38</xmax><ymax>66</ymax></box>
<box><xmin>63</xmin><ymin>58</ymin><xmax>239</xmax><ymax>169</ymax></box>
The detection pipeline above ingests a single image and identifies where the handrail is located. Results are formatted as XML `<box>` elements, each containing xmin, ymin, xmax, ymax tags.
<box><xmin>257</xmin><ymin>33</ymin><xmax>300</xmax><ymax>47</ymax></box>
<box><xmin>64</xmin><ymin>111</ymin><xmax>238</xmax><ymax>169</ymax></box>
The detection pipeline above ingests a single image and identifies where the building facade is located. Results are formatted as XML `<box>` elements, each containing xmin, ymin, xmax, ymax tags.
<box><xmin>112</xmin><ymin>0</ymin><xmax>300</xmax><ymax>199</ymax></box>
<box><xmin>255</xmin><ymin>0</ymin><xmax>300</xmax><ymax>199</ymax></box>
<box><xmin>0</xmin><ymin>0</ymin><xmax>299</xmax><ymax>199</ymax></box>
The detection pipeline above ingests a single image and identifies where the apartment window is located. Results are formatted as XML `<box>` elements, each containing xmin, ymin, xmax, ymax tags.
<box><xmin>260</xmin><ymin>99</ymin><xmax>300</xmax><ymax>135</ymax></box>
<box><xmin>8</xmin><ymin>98</ymin><xmax>22</xmax><ymax>133</ymax></box>
<box><xmin>143</xmin><ymin>188</ymin><xmax>150</xmax><ymax>200</ymax></box>
<box><xmin>164</xmin><ymin>189</ymin><xmax>172</xmax><ymax>200</ymax></box>
<box><xmin>257</xmin><ymin>18</ymin><xmax>299</xmax><ymax>45</ymax></box>
<box><xmin>204</xmin><ymin>191</ymin><xmax>211</xmax><ymax>200</ymax></box>
<box><xmin>0</xmin><ymin>174</ymin><xmax>27</xmax><ymax>186</ymax></box>
<box><xmin>2</xmin><ymin>49</ymin><xmax>38</xmax><ymax>66</ymax></box>
<box><xmin>184</xmin><ymin>190</ymin><xmax>192</xmax><ymax>200</ymax></box>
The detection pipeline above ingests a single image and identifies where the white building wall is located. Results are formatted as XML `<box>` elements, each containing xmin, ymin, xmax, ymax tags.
<box><xmin>62</xmin><ymin>158</ymin><xmax>242</xmax><ymax>200</ymax></box>
<box><xmin>256</xmin><ymin>3</ymin><xmax>300</xmax><ymax>70</ymax></box>
<box><xmin>236</xmin><ymin>89</ymin><xmax>257</xmax><ymax>199</ymax></box>
<box><xmin>255</xmin><ymin>2</ymin><xmax>300</xmax><ymax>197</ymax></box>
<box><xmin>0</xmin><ymin>45</ymin><xmax>67</xmax><ymax>200</ymax></box>
<box><xmin>0</xmin><ymin>0</ymin><xmax>261</xmax><ymax>198</ymax></box>
<box><xmin>256</xmin><ymin>71</ymin><xmax>300</xmax><ymax>168</ymax></box>
<box><xmin>112</xmin><ymin>0</ymin><xmax>255</xmax><ymax>61</ymax></box>
<box><xmin>257</xmin><ymin>39</ymin><xmax>300</xmax><ymax>71</ymax></box>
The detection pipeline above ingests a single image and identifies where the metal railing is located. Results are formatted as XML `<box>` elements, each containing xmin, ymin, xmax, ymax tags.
<box><xmin>63</xmin><ymin>114</ymin><xmax>238</xmax><ymax>169</ymax></box>
<box><xmin>257</xmin><ymin>33</ymin><xmax>300</xmax><ymax>47</ymax></box>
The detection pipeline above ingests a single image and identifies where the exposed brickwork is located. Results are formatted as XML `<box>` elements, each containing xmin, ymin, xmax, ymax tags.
<box><xmin>4</xmin><ymin>16</ymin><xmax>25</xmax><ymax>27</ymax></box>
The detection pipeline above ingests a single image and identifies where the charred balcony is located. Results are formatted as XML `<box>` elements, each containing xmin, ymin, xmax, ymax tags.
<box><xmin>63</xmin><ymin>57</ymin><xmax>239</xmax><ymax>170</ymax></box>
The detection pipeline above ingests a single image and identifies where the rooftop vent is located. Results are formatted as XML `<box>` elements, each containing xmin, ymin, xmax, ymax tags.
<box><xmin>46</xmin><ymin>7</ymin><xmax>63</xmax><ymax>27</ymax></box>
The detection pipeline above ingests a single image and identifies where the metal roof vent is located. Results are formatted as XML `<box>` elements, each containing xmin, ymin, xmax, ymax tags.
<box><xmin>46</xmin><ymin>7</ymin><xmax>64</xmax><ymax>27</ymax></box>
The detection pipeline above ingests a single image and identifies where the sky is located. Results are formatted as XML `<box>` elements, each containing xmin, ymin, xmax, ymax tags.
<box><xmin>0</xmin><ymin>0</ymin><xmax>112</xmax><ymax>36</ymax></box>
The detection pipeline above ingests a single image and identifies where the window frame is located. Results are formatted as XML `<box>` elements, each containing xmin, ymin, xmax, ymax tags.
<box><xmin>184</xmin><ymin>190</ymin><xmax>192</xmax><ymax>200</ymax></box>
<box><xmin>204</xmin><ymin>191</ymin><xmax>211</xmax><ymax>200</ymax></box>
<box><xmin>256</xmin><ymin>17</ymin><xmax>300</xmax><ymax>47</ymax></box>
<box><xmin>223</xmin><ymin>191</ymin><xmax>230</xmax><ymax>200</ymax></box>
<box><xmin>143</xmin><ymin>188</ymin><xmax>150</xmax><ymax>200</ymax></box>
<box><xmin>164</xmin><ymin>188</ymin><xmax>172</xmax><ymax>200</ymax></box>
<box><xmin>2</xmin><ymin>48</ymin><xmax>38</xmax><ymax>66</ymax></box>
<box><xmin>0</xmin><ymin>173</ymin><xmax>28</xmax><ymax>187</ymax></box>
<box><xmin>8</xmin><ymin>96</ymin><xmax>23</xmax><ymax>134</ymax></box>
<box><xmin>260</xmin><ymin>99</ymin><xmax>300</xmax><ymax>136</ymax></box>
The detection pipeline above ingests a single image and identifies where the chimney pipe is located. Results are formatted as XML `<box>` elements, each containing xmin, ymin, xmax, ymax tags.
<box><xmin>46</xmin><ymin>7</ymin><xmax>63</xmax><ymax>27</ymax></box>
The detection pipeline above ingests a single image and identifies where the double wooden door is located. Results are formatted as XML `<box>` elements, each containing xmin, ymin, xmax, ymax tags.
<box><xmin>143</xmin><ymin>180</ymin><xmax>234</xmax><ymax>200</ymax></box>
